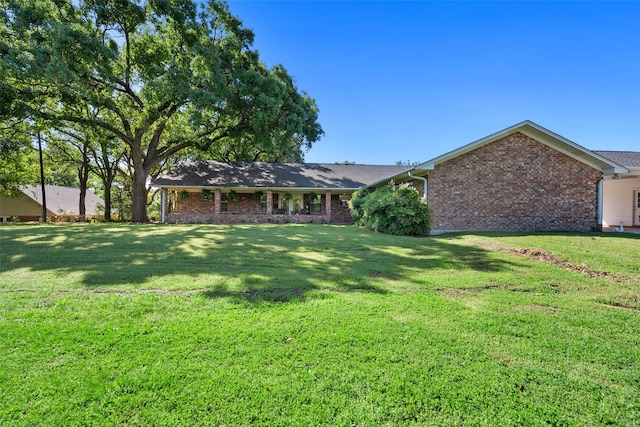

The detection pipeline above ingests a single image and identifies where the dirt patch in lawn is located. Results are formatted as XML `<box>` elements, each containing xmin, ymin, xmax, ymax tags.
<box><xmin>596</xmin><ymin>295</ymin><xmax>640</xmax><ymax>311</ymax></box>
<box><xmin>519</xmin><ymin>305</ymin><xmax>558</xmax><ymax>315</ymax></box>
<box><xmin>466</xmin><ymin>240</ymin><xmax>635</xmax><ymax>283</ymax></box>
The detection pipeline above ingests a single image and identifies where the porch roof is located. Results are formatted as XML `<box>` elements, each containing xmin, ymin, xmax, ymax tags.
<box><xmin>595</xmin><ymin>151</ymin><xmax>640</xmax><ymax>170</ymax></box>
<box><xmin>153</xmin><ymin>161</ymin><xmax>411</xmax><ymax>191</ymax></box>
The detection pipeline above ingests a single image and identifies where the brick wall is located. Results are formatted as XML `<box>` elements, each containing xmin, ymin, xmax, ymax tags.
<box><xmin>427</xmin><ymin>132</ymin><xmax>602</xmax><ymax>232</ymax></box>
<box><xmin>330</xmin><ymin>195</ymin><xmax>352</xmax><ymax>224</ymax></box>
<box><xmin>166</xmin><ymin>191</ymin><xmax>352</xmax><ymax>224</ymax></box>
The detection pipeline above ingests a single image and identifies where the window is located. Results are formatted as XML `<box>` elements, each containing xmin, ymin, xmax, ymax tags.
<box><xmin>339</xmin><ymin>194</ymin><xmax>351</xmax><ymax>207</ymax></box>
<box><xmin>309</xmin><ymin>194</ymin><xmax>322</xmax><ymax>214</ymax></box>
<box><xmin>272</xmin><ymin>193</ymin><xmax>279</xmax><ymax>211</ymax></box>
<box><xmin>259</xmin><ymin>194</ymin><xmax>267</xmax><ymax>213</ymax></box>
<box><xmin>221</xmin><ymin>193</ymin><xmax>228</xmax><ymax>212</ymax></box>
<box><xmin>168</xmin><ymin>191</ymin><xmax>177</xmax><ymax>213</ymax></box>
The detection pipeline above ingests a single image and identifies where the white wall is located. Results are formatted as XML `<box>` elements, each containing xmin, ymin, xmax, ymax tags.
<box><xmin>602</xmin><ymin>175</ymin><xmax>640</xmax><ymax>226</ymax></box>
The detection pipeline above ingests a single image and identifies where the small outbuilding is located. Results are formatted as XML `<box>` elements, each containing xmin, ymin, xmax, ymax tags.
<box><xmin>0</xmin><ymin>185</ymin><xmax>105</xmax><ymax>222</ymax></box>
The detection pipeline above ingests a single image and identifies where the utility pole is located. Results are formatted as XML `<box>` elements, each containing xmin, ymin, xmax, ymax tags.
<box><xmin>37</xmin><ymin>132</ymin><xmax>47</xmax><ymax>223</ymax></box>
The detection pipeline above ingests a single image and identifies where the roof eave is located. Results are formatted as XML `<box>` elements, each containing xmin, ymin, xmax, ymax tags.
<box><xmin>414</xmin><ymin>120</ymin><xmax>629</xmax><ymax>174</ymax></box>
<box><xmin>362</xmin><ymin>168</ymin><xmax>419</xmax><ymax>189</ymax></box>
<box><xmin>152</xmin><ymin>184</ymin><xmax>363</xmax><ymax>192</ymax></box>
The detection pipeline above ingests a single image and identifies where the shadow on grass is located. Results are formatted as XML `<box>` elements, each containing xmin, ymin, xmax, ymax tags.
<box><xmin>0</xmin><ymin>223</ymin><xmax>554</xmax><ymax>303</ymax></box>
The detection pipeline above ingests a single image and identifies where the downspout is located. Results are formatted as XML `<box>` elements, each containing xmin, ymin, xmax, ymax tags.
<box><xmin>597</xmin><ymin>178</ymin><xmax>603</xmax><ymax>229</ymax></box>
<box><xmin>408</xmin><ymin>170</ymin><xmax>428</xmax><ymax>201</ymax></box>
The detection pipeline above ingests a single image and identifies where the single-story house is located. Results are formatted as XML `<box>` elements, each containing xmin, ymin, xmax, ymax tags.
<box><xmin>153</xmin><ymin>162</ymin><xmax>411</xmax><ymax>224</ymax></box>
<box><xmin>0</xmin><ymin>184</ymin><xmax>105</xmax><ymax>222</ymax></box>
<box><xmin>153</xmin><ymin>120</ymin><xmax>639</xmax><ymax>232</ymax></box>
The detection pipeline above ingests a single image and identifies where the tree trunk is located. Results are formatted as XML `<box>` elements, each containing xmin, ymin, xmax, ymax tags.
<box><xmin>78</xmin><ymin>166</ymin><xmax>88</xmax><ymax>222</ymax></box>
<box><xmin>103</xmin><ymin>180</ymin><xmax>113</xmax><ymax>221</ymax></box>
<box><xmin>79</xmin><ymin>184</ymin><xmax>86</xmax><ymax>221</ymax></box>
<box><xmin>78</xmin><ymin>143</ymin><xmax>90</xmax><ymax>222</ymax></box>
<box><xmin>130</xmin><ymin>166</ymin><xmax>149</xmax><ymax>223</ymax></box>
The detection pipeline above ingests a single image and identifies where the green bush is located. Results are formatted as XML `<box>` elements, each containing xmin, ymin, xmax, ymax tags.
<box><xmin>349</xmin><ymin>183</ymin><xmax>430</xmax><ymax>236</ymax></box>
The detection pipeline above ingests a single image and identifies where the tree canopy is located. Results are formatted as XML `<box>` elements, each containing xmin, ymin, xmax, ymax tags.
<box><xmin>1</xmin><ymin>0</ymin><xmax>323</xmax><ymax>221</ymax></box>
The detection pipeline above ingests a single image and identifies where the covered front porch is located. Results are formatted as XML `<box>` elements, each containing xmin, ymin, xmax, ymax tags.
<box><xmin>601</xmin><ymin>174</ymin><xmax>640</xmax><ymax>228</ymax></box>
<box><xmin>160</xmin><ymin>188</ymin><xmax>353</xmax><ymax>224</ymax></box>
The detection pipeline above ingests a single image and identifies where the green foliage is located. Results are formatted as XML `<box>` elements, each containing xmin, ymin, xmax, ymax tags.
<box><xmin>0</xmin><ymin>136</ymin><xmax>39</xmax><ymax>195</ymax></box>
<box><xmin>179</xmin><ymin>190</ymin><xmax>190</xmax><ymax>200</ymax></box>
<box><xmin>350</xmin><ymin>183</ymin><xmax>430</xmax><ymax>236</ymax></box>
<box><xmin>1</xmin><ymin>0</ymin><xmax>323</xmax><ymax>222</ymax></box>
<box><xmin>227</xmin><ymin>189</ymin><xmax>238</xmax><ymax>200</ymax></box>
<box><xmin>253</xmin><ymin>190</ymin><xmax>264</xmax><ymax>200</ymax></box>
<box><xmin>348</xmin><ymin>186</ymin><xmax>369</xmax><ymax>224</ymax></box>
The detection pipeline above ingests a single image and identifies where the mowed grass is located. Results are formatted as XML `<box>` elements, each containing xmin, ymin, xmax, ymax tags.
<box><xmin>1</xmin><ymin>224</ymin><xmax>639</xmax><ymax>426</ymax></box>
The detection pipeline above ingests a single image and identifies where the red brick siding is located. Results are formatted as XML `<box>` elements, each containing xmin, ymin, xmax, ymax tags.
<box><xmin>427</xmin><ymin>132</ymin><xmax>602</xmax><ymax>232</ymax></box>
<box><xmin>166</xmin><ymin>191</ymin><xmax>352</xmax><ymax>224</ymax></box>
<box><xmin>331</xmin><ymin>194</ymin><xmax>352</xmax><ymax>223</ymax></box>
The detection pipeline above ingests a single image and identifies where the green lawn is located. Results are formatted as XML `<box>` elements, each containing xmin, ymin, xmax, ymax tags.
<box><xmin>1</xmin><ymin>224</ymin><xmax>639</xmax><ymax>426</ymax></box>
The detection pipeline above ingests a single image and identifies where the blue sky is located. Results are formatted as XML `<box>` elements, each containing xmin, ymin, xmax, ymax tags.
<box><xmin>227</xmin><ymin>1</ymin><xmax>640</xmax><ymax>165</ymax></box>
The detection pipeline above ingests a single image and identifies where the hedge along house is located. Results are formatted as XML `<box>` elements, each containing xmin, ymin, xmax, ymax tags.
<box><xmin>370</xmin><ymin>121</ymin><xmax>631</xmax><ymax>233</ymax></box>
<box><xmin>153</xmin><ymin>162</ymin><xmax>410</xmax><ymax>224</ymax></box>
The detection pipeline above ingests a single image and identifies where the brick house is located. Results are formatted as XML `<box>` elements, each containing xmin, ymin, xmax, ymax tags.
<box><xmin>154</xmin><ymin>120</ymin><xmax>636</xmax><ymax>232</ymax></box>
<box><xmin>369</xmin><ymin>121</ymin><xmax>632</xmax><ymax>233</ymax></box>
<box><xmin>153</xmin><ymin>162</ymin><xmax>410</xmax><ymax>224</ymax></box>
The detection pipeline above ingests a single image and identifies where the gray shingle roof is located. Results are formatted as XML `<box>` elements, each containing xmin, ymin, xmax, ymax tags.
<box><xmin>594</xmin><ymin>151</ymin><xmax>640</xmax><ymax>169</ymax></box>
<box><xmin>153</xmin><ymin>161</ymin><xmax>411</xmax><ymax>190</ymax></box>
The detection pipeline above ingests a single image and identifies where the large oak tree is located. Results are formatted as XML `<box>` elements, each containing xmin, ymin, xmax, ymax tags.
<box><xmin>1</xmin><ymin>0</ymin><xmax>323</xmax><ymax>221</ymax></box>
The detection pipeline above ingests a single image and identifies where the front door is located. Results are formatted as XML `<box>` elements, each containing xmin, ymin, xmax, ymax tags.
<box><xmin>634</xmin><ymin>190</ymin><xmax>640</xmax><ymax>226</ymax></box>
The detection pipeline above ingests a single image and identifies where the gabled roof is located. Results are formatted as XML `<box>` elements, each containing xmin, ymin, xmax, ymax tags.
<box><xmin>19</xmin><ymin>185</ymin><xmax>104</xmax><ymax>215</ymax></box>
<box><xmin>415</xmin><ymin>120</ymin><xmax>629</xmax><ymax>174</ymax></box>
<box><xmin>153</xmin><ymin>161</ymin><xmax>411</xmax><ymax>190</ymax></box>
<box><xmin>594</xmin><ymin>151</ymin><xmax>640</xmax><ymax>170</ymax></box>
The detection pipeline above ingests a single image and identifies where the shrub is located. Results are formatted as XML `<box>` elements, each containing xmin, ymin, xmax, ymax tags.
<box><xmin>349</xmin><ymin>183</ymin><xmax>430</xmax><ymax>236</ymax></box>
<box><xmin>349</xmin><ymin>187</ymin><xmax>370</xmax><ymax>224</ymax></box>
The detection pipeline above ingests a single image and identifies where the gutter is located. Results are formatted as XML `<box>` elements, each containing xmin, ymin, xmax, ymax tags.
<box><xmin>408</xmin><ymin>170</ymin><xmax>428</xmax><ymax>201</ymax></box>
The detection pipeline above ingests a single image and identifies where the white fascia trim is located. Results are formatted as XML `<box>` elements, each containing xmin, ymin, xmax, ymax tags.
<box><xmin>414</xmin><ymin>121</ymin><xmax>535</xmax><ymax>171</ymax></box>
<box><xmin>364</xmin><ymin>169</ymin><xmax>422</xmax><ymax>189</ymax></box>
<box><xmin>415</xmin><ymin>120</ymin><xmax>630</xmax><ymax>174</ymax></box>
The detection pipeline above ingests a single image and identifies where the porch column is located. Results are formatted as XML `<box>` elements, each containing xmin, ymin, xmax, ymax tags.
<box><xmin>161</xmin><ymin>189</ymin><xmax>166</xmax><ymax>223</ymax></box>
<box><xmin>325</xmin><ymin>191</ymin><xmax>332</xmax><ymax>223</ymax></box>
<box><xmin>266</xmin><ymin>190</ymin><xmax>273</xmax><ymax>215</ymax></box>
<box><xmin>214</xmin><ymin>189</ymin><xmax>221</xmax><ymax>214</ymax></box>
